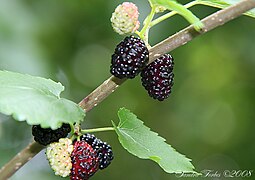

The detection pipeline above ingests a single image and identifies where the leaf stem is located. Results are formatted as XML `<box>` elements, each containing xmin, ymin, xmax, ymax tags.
<box><xmin>81</xmin><ymin>127</ymin><xmax>115</xmax><ymax>133</ymax></box>
<box><xmin>150</xmin><ymin>1</ymin><xmax>198</xmax><ymax>27</ymax></box>
<box><xmin>0</xmin><ymin>0</ymin><xmax>254</xmax><ymax>179</ymax></box>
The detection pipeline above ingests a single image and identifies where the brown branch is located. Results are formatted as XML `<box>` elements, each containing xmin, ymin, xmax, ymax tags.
<box><xmin>0</xmin><ymin>142</ymin><xmax>44</xmax><ymax>180</ymax></box>
<box><xmin>0</xmin><ymin>0</ymin><xmax>254</xmax><ymax>179</ymax></box>
<box><xmin>79</xmin><ymin>76</ymin><xmax>125</xmax><ymax>112</ymax></box>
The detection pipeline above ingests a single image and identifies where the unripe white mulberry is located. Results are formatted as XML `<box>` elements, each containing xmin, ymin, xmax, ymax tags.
<box><xmin>46</xmin><ymin>138</ymin><xmax>73</xmax><ymax>177</ymax></box>
<box><xmin>111</xmin><ymin>2</ymin><xmax>140</xmax><ymax>35</ymax></box>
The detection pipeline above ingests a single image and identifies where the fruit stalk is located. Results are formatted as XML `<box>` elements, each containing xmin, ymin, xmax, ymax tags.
<box><xmin>0</xmin><ymin>0</ymin><xmax>254</xmax><ymax>179</ymax></box>
<box><xmin>81</xmin><ymin>127</ymin><xmax>115</xmax><ymax>133</ymax></box>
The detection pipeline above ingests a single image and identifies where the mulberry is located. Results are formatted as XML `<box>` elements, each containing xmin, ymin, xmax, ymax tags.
<box><xmin>110</xmin><ymin>36</ymin><xmax>149</xmax><ymax>79</ymax></box>
<box><xmin>32</xmin><ymin>123</ymin><xmax>71</xmax><ymax>146</ymax></box>
<box><xmin>70</xmin><ymin>141</ymin><xmax>99</xmax><ymax>180</ymax></box>
<box><xmin>111</xmin><ymin>2</ymin><xmax>140</xmax><ymax>35</ymax></box>
<box><xmin>141</xmin><ymin>54</ymin><xmax>174</xmax><ymax>101</ymax></box>
<box><xmin>46</xmin><ymin>138</ymin><xmax>73</xmax><ymax>177</ymax></box>
<box><xmin>80</xmin><ymin>134</ymin><xmax>114</xmax><ymax>170</ymax></box>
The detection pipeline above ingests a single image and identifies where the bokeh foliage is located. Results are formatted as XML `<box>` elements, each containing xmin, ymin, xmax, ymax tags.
<box><xmin>0</xmin><ymin>0</ymin><xmax>254</xmax><ymax>179</ymax></box>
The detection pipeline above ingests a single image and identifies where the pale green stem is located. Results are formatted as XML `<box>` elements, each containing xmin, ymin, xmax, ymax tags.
<box><xmin>150</xmin><ymin>1</ymin><xmax>198</xmax><ymax>27</ymax></box>
<box><xmin>139</xmin><ymin>6</ymin><xmax>156</xmax><ymax>45</ymax></box>
<box><xmin>196</xmin><ymin>1</ymin><xmax>225</xmax><ymax>9</ymax></box>
<box><xmin>70</xmin><ymin>123</ymin><xmax>75</xmax><ymax>134</ymax></box>
<box><xmin>81</xmin><ymin>127</ymin><xmax>115</xmax><ymax>133</ymax></box>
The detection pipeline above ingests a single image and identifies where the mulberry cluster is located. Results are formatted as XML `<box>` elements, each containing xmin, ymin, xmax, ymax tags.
<box><xmin>141</xmin><ymin>54</ymin><xmax>174</xmax><ymax>101</ymax></box>
<box><xmin>32</xmin><ymin>123</ymin><xmax>71</xmax><ymax>146</ymax></box>
<box><xmin>45</xmin><ymin>133</ymin><xmax>113</xmax><ymax>180</ymax></box>
<box><xmin>110</xmin><ymin>36</ymin><xmax>175</xmax><ymax>101</ymax></box>
<box><xmin>110</xmin><ymin>3</ymin><xmax>175</xmax><ymax>101</ymax></box>
<box><xmin>110</xmin><ymin>36</ymin><xmax>149</xmax><ymax>79</ymax></box>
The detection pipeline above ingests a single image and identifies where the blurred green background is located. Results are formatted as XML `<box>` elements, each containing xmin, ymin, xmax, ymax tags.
<box><xmin>0</xmin><ymin>0</ymin><xmax>254</xmax><ymax>179</ymax></box>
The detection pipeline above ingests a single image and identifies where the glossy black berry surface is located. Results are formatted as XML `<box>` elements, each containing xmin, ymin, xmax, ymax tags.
<box><xmin>141</xmin><ymin>54</ymin><xmax>174</xmax><ymax>101</ymax></box>
<box><xmin>110</xmin><ymin>36</ymin><xmax>149</xmax><ymax>79</ymax></box>
<box><xmin>81</xmin><ymin>134</ymin><xmax>114</xmax><ymax>170</ymax></box>
<box><xmin>32</xmin><ymin>123</ymin><xmax>71</xmax><ymax>146</ymax></box>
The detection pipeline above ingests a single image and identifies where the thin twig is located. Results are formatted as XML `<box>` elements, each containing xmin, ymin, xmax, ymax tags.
<box><xmin>0</xmin><ymin>0</ymin><xmax>254</xmax><ymax>179</ymax></box>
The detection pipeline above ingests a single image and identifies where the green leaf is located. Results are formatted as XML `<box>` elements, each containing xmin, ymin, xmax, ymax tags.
<box><xmin>112</xmin><ymin>108</ymin><xmax>196</xmax><ymax>174</ymax></box>
<box><xmin>196</xmin><ymin>0</ymin><xmax>255</xmax><ymax>18</ymax></box>
<box><xmin>0</xmin><ymin>71</ymin><xmax>85</xmax><ymax>129</ymax></box>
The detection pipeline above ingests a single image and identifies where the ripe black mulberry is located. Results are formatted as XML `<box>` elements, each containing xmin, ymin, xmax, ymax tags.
<box><xmin>81</xmin><ymin>134</ymin><xmax>114</xmax><ymax>170</ymax></box>
<box><xmin>110</xmin><ymin>36</ymin><xmax>149</xmax><ymax>79</ymax></box>
<box><xmin>141</xmin><ymin>54</ymin><xmax>174</xmax><ymax>101</ymax></box>
<box><xmin>32</xmin><ymin>123</ymin><xmax>71</xmax><ymax>146</ymax></box>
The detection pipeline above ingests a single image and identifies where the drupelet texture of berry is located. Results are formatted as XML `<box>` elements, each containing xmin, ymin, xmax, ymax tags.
<box><xmin>46</xmin><ymin>138</ymin><xmax>73</xmax><ymax>177</ymax></box>
<box><xmin>32</xmin><ymin>123</ymin><xmax>71</xmax><ymax>146</ymax></box>
<box><xmin>110</xmin><ymin>35</ymin><xmax>149</xmax><ymax>79</ymax></box>
<box><xmin>81</xmin><ymin>134</ymin><xmax>114</xmax><ymax>170</ymax></box>
<box><xmin>141</xmin><ymin>54</ymin><xmax>174</xmax><ymax>101</ymax></box>
<box><xmin>70</xmin><ymin>141</ymin><xmax>99</xmax><ymax>180</ymax></box>
<box><xmin>111</xmin><ymin>2</ymin><xmax>140</xmax><ymax>35</ymax></box>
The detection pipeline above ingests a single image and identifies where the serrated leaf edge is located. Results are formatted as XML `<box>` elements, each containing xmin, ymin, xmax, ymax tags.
<box><xmin>112</xmin><ymin>108</ymin><xmax>198</xmax><ymax>174</ymax></box>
